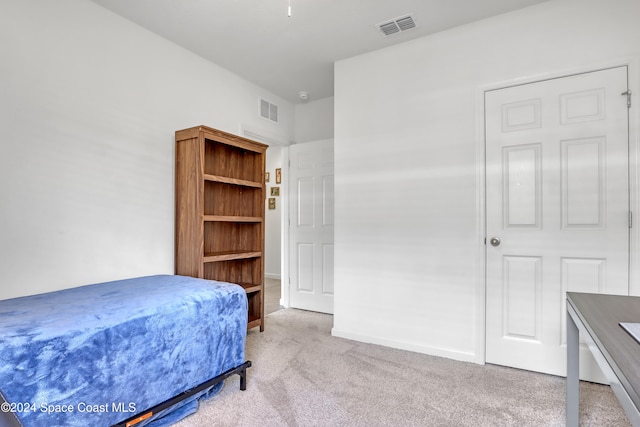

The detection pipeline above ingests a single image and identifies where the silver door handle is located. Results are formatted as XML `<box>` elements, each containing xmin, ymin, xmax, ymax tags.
<box><xmin>490</xmin><ymin>237</ymin><xmax>501</xmax><ymax>247</ymax></box>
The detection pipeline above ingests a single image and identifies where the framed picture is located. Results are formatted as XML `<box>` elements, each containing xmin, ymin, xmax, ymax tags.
<box><xmin>265</xmin><ymin>172</ymin><xmax>270</xmax><ymax>183</ymax></box>
<box><xmin>270</xmin><ymin>187</ymin><xmax>280</xmax><ymax>197</ymax></box>
<box><xmin>268</xmin><ymin>198</ymin><xmax>276</xmax><ymax>209</ymax></box>
<box><xmin>275</xmin><ymin>168</ymin><xmax>282</xmax><ymax>184</ymax></box>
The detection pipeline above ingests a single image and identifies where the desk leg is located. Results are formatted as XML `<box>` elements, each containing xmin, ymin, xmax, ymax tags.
<box><xmin>567</xmin><ymin>311</ymin><xmax>579</xmax><ymax>427</ymax></box>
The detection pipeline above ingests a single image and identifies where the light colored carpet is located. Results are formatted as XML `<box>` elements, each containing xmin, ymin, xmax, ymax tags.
<box><xmin>264</xmin><ymin>278</ymin><xmax>282</xmax><ymax>315</ymax></box>
<box><xmin>174</xmin><ymin>309</ymin><xmax>629</xmax><ymax>427</ymax></box>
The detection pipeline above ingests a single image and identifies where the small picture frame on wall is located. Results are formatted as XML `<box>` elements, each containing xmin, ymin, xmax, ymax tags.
<box><xmin>268</xmin><ymin>198</ymin><xmax>276</xmax><ymax>209</ymax></box>
<box><xmin>270</xmin><ymin>187</ymin><xmax>280</xmax><ymax>197</ymax></box>
<box><xmin>275</xmin><ymin>168</ymin><xmax>282</xmax><ymax>184</ymax></box>
<box><xmin>265</xmin><ymin>172</ymin><xmax>270</xmax><ymax>183</ymax></box>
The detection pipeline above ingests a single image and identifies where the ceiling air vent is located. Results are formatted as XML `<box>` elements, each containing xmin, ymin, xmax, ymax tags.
<box><xmin>377</xmin><ymin>13</ymin><xmax>416</xmax><ymax>36</ymax></box>
<box><xmin>260</xmin><ymin>99</ymin><xmax>279</xmax><ymax>123</ymax></box>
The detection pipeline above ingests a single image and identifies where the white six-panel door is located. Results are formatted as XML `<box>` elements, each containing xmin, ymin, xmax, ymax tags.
<box><xmin>485</xmin><ymin>67</ymin><xmax>630</xmax><ymax>380</ymax></box>
<box><xmin>289</xmin><ymin>139</ymin><xmax>334</xmax><ymax>314</ymax></box>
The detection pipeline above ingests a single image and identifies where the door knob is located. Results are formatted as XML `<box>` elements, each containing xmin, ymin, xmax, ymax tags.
<box><xmin>490</xmin><ymin>237</ymin><xmax>501</xmax><ymax>247</ymax></box>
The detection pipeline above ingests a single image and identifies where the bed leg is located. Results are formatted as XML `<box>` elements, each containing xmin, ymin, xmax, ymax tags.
<box><xmin>240</xmin><ymin>369</ymin><xmax>247</xmax><ymax>391</ymax></box>
<box><xmin>239</xmin><ymin>361</ymin><xmax>252</xmax><ymax>391</ymax></box>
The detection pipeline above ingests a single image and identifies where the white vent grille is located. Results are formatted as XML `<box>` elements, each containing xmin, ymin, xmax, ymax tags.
<box><xmin>377</xmin><ymin>14</ymin><xmax>416</xmax><ymax>36</ymax></box>
<box><xmin>260</xmin><ymin>99</ymin><xmax>279</xmax><ymax>123</ymax></box>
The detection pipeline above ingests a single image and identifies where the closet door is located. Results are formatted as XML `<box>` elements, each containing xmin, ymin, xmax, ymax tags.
<box><xmin>485</xmin><ymin>67</ymin><xmax>630</xmax><ymax>380</ymax></box>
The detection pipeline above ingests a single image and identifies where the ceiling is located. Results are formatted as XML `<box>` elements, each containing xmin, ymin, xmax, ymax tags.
<box><xmin>90</xmin><ymin>0</ymin><xmax>549</xmax><ymax>104</ymax></box>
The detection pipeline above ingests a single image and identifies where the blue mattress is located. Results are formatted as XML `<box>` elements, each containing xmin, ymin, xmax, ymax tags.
<box><xmin>0</xmin><ymin>275</ymin><xmax>248</xmax><ymax>427</ymax></box>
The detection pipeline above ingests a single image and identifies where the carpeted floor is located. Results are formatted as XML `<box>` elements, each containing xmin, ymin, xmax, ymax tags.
<box><xmin>173</xmin><ymin>308</ymin><xmax>630</xmax><ymax>427</ymax></box>
<box><xmin>264</xmin><ymin>278</ymin><xmax>282</xmax><ymax>315</ymax></box>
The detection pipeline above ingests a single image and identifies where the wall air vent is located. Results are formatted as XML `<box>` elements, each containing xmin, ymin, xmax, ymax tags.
<box><xmin>260</xmin><ymin>99</ymin><xmax>279</xmax><ymax>123</ymax></box>
<box><xmin>377</xmin><ymin>13</ymin><xmax>416</xmax><ymax>36</ymax></box>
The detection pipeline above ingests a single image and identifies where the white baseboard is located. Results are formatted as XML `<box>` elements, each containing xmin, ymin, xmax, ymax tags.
<box><xmin>330</xmin><ymin>328</ymin><xmax>478</xmax><ymax>364</ymax></box>
<box><xmin>265</xmin><ymin>273</ymin><xmax>281</xmax><ymax>280</ymax></box>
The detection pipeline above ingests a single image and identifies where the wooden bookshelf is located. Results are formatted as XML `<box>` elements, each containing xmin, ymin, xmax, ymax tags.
<box><xmin>175</xmin><ymin>125</ymin><xmax>267</xmax><ymax>331</ymax></box>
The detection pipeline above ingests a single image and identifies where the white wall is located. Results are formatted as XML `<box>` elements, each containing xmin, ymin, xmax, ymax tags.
<box><xmin>0</xmin><ymin>0</ymin><xmax>294</xmax><ymax>300</ymax></box>
<box><xmin>333</xmin><ymin>0</ymin><xmax>640</xmax><ymax>362</ymax></box>
<box><xmin>265</xmin><ymin>146</ymin><xmax>283</xmax><ymax>279</ymax></box>
<box><xmin>294</xmin><ymin>97</ymin><xmax>335</xmax><ymax>143</ymax></box>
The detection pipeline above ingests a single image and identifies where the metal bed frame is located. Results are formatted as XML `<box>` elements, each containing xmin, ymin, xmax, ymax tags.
<box><xmin>112</xmin><ymin>361</ymin><xmax>252</xmax><ymax>427</ymax></box>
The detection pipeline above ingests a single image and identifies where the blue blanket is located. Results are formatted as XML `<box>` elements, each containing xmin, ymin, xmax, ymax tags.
<box><xmin>0</xmin><ymin>275</ymin><xmax>248</xmax><ymax>427</ymax></box>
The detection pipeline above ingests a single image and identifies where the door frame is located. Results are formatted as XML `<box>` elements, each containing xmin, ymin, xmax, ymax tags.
<box><xmin>474</xmin><ymin>58</ymin><xmax>640</xmax><ymax>365</ymax></box>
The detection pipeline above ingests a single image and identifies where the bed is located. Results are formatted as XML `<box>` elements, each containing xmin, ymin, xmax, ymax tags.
<box><xmin>0</xmin><ymin>275</ymin><xmax>251</xmax><ymax>427</ymax></box>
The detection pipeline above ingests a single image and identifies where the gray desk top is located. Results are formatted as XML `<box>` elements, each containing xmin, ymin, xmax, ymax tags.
<box><xmin>567</xmin><ymin>292</ymin><xmax>640</xmax><ymax>413</ymax></box>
